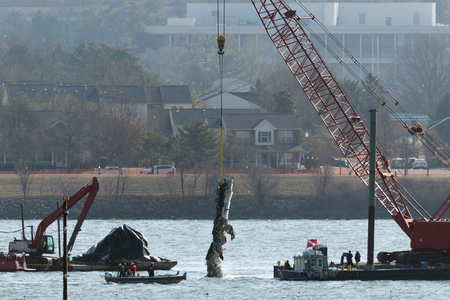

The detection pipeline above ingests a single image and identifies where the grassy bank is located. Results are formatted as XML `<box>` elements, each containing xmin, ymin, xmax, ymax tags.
<box><xmin>0</xmin><ymin>173</ymin><xmax>449</xmax><ymax>220</ymax></box>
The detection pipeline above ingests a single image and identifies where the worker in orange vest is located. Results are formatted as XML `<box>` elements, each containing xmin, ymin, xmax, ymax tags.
<box><xmin>148</xmin><ymin>262</ymin><xmax>155</xmax><ymax>277</ymax></box>
<box><xmin>129</xmin><ymin>262</ymin><xmax>137</xmax><ymax>276</ymax></box>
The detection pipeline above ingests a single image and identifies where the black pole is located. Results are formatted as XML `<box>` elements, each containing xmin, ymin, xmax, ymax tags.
<box><xmin>57</xmin><ymin>201</ymin><xmax>61</xmax><ymax>258</ymax></box>
<box><xmin>367</xmin><ymin>109</ymin><xmax>377</xmax><ymax>269</ymax></box>
<box><xmin>21</xmin><ymin>204</ymin><xmax>25</xmax><ymax>240</ymax></box>
<box><xmin>63</xmin><ymin>197</ymin><xmax>68</xmax><ymax>300</ymax></box>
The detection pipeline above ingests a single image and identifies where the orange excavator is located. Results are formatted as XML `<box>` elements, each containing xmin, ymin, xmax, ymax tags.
<box><xmin>5</xmin><ymin>177</ymin><xmax>99</xmax><ymax>270</ymax></box>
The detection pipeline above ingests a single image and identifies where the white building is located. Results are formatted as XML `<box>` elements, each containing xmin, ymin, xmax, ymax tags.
<box><xmin>147</xmin><ymin>2</ymin><xmax>447</xmax><ymax>79</ymax></box>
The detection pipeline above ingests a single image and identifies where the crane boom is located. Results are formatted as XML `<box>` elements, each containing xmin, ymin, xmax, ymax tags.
<box><xmin>251</xmin><ymin>0</ymin><xmax>450</xmax><ymax>251</ymax></box>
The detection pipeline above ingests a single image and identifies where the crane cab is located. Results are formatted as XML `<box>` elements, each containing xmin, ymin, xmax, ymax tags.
<box><xmin>9</xmin><ymin>235</ymin><xmax>54</xmax><ymax>255</ymax></box>
<box><xmin>40</xmin><ymin>235</ymin><xmax>55</xmax><ymax>254</ymax></box>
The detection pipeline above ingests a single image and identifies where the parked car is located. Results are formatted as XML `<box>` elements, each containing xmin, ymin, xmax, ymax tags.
<box><xmin>390</xmin><ymin>158</ymin><xmax>405</xmax><ymax>169</ymax></box>
<box><xmin>412</xmin><ymin>159</ymin><xmax>427</xmax><ymax>169</ymax></box>
<box><xmin>140</xmin><ymin>165</ymin><xmax>176</xmax><ymax>175</ymax></box>
<box><xmin>332</xmin><ymin>158</ymin><xmax>348</xmax><ymax>168</ymax></box>
<box><xmin>406</xmin><ymin>157</ymin><xmax>417</xmax><ymax>169</ymax></box>
<box><xmin>92</xmin><ymin>166</ymin><xmax>128</xmax><ymax>174</ymax></box>
<box><xmin>324</xmin><ymin>157</ymin><xmax>348</xmax><ymax>168</ymax></box>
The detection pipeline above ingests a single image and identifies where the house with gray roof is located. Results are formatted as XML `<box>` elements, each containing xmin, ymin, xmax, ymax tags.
<box><xmin>200</xmin><ymin>91</ymin><xmax>263</xmax><ymax>111</ymax></box>
<box><xmin>2</xmin><ymin>82</ymin><xmax>192</xmax><ymax>127</ymax></box>
<box><xmin>149</xmin><ymin>108</ymin><xmax>303</xmax><ymax>169</ymax></box>
<box><xmin>223</xmin><ymin>113</ymin><xmax>303</xmax><ymax>168</ymax></box>
<box><xmin>147</xmin><ymin>85</ymin><xmax>192</xmax><ymax>109</ymax></box>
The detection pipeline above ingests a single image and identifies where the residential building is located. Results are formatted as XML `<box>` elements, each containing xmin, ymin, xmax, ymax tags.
<box><xmin>149</xmin><ymin>108</ymin><xmax>303</xmax><ymax>169</ymax></box>
<box><xmin>0</xmin><ymin>82</ymin><xmax>192</xmax><ymax>169</ymax></box>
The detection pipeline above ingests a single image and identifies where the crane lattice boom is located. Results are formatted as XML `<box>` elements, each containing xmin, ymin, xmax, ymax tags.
<box><xmin>251</xmin><ymin>0</ymin><xmax>450</xmax><ymax>250</ymax></box>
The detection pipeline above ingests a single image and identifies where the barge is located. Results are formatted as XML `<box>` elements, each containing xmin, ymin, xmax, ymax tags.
<box><xmin>274</xmin><ymin>241</ymin><xmax>450</xmax><ymax>281</ymax></box>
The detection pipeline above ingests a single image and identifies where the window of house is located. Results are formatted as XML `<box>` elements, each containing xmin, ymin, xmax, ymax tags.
<box><xmin>82</xmin><ymin>151</ymin><xmax>91</xmax><ymax>163</ymax></box>
<box><xmin>236</xmin><ymin>131</ymin><xmax>250</xmax><ymax>143</ymax></box>
<box><xmin>258</xmin><ymin>131</ymin><xmax>271</xmax><ymax>143</ymax></box>
<box><xmin>386</xmin><ymin>17</ymin><xmax>391</xmax><ymax>26</ymax></box>
<box><xmin>279</xmin><ymin>131</ymin><xmax>293</xmax><ymax>143</ymax></box>
<box><xmin>359</xmin><ymin>13</ymin><xmax>365</xmax><ymax>25</ymax></box>
<box><xmin>43</xmin><ymin>151</ymin><xmax>52</xmax><ymax>162</ymax></box>
<box><xmin>413</xmin><ymin>13</ymin><xmax>420</xmax><ymax>25</ymax></box>
<box><xmin>261</xmin><ymin>153</ymin><xmax>268</xmax><ymax>165</ymax></box>
<box><xmin>282</xmin><ymin>153</ymin><xmax>293</xmax><ymax>165</ymax></box>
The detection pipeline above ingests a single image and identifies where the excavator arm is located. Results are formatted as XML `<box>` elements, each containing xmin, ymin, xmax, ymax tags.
<box><xmin>34</xmin><ymin>177</ymin><xmax>99</xmax><ymax>254</ymax></box>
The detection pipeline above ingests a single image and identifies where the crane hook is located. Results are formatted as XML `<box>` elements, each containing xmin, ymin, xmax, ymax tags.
<box><xmin>217</xmin><ymin>35</ymin><xmax>225</xmax><ymax>55</ymax></box>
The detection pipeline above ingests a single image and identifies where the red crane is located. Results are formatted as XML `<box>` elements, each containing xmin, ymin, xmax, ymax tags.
<box><xmin>251</xmin><ymin>0</ymin><xmax>450</xmax><ymax>261</ymax></box>
<box><xmin>9</xmin><ymin>177</ymin><xmax>99</xmax><ymax>255</ymax></box>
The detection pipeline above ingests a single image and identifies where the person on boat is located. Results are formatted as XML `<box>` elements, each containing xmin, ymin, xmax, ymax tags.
<box><xmin>284</xmin><ymin>260</ymin><xmax>293</xmax><ymax>270</ymax></box>
<box><xmin>148</xmin><ymin>263</ymin><xmax>155</xmax><ymax>277</ymax></box>
<box><xmin>118</xmin><ymin>263</ymin><xmax>125</xmax><ymax>277</ymax></box>
<box><xmin>346</xmin><ymin>250</ymin><xmax>353</xmax><ymax>266</ymax></box>
<box><xmin>129</xmin><ymin>262</ymin><xmax>137</xmax><ymax>276</ymax></box>
<box><xmin>355</xmin><ymin>251</ymin><xmax>361</xmax><ymax>268</ymax></box>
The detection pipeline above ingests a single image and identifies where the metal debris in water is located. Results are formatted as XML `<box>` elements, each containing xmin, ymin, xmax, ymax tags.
<box><xmin>206</xmin><ymin>177</ymin><xmax>235</xmax><ymax>277</ymax></box>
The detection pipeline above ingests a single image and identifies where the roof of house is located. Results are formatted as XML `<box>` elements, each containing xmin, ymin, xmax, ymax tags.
<box><xmin>146</xmin><ymin>85</ymin><xmax>191</xmax><ymax>106</ymax></box>
<box><xmin>147</xmin><ymin>109</ymin><xmax>173</xmax><ymax>136</ymax></box>
<box><xmin>223</xmin><ymin>113</ymin><xmax>300</xmax><ymax>130</ymax></box>
<box><xmin>3</xmin><ymin>82</ymin><xmax>191</xmax><ymax>107</ymax></box>
<box><xmin>97</xmin><ymin>85</ymin><xmax>147</xmax><ymax>104</ymax></box>
<box><xmin>169</xmin><ymin>108</ymin><xmax>257</xmax><ymax>128</ymax></box>
<box><xmin>209</xmin><ymin>78</ymin><xmax>254</xmax><ymax>93</ymax></box>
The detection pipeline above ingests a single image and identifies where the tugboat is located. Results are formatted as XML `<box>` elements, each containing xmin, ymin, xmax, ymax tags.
<box><xmin>276</xmin><ymin>240</ymin><xmax>338</xmax><ymax>281</ymax></box>
<box><xmin>0</xmin><ymin>251</ymin><xmax>34</xmax><ymax>271</ymax></box>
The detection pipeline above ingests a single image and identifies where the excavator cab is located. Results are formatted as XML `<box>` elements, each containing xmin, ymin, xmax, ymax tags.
<box><xmin>40</xmin><ymin>235</ymin><xmax>55</xmax><ymax>254</ymax></box>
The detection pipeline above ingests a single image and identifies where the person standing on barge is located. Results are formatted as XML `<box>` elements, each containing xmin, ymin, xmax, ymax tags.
<box><xmin>346</xmin><ymin>250</ymin><xmax>353</xmax><ymax>266</ymax></box>
<box><xmin>355</xmin><ymin>251</ymin><xmax>361</xmax><ymax>268</ymax></box>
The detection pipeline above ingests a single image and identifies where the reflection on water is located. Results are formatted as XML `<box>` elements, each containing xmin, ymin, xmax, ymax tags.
<box><xmin>1</xmin><ymin>219</ymin><xmax>449</xmax><ymax>299</ymax></box>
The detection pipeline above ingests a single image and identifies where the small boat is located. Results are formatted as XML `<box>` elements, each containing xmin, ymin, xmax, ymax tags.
<box><xmin>104</xmin><ymin>271</ymin><xmax>187</xmax><ymax>284</ymax></box>
<box><xmin>0</xmin><ymin>252</ymin><xmax>35</xmax><ymax>272</ymax></box>
<box><xmin>277</xmin><ymin>241</ymin><xmax>338</xmax><ymax>281</ymax></box>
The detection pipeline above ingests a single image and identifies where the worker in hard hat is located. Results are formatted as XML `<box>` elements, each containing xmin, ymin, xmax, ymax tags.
<box><xmin>118</xmin><ymin>263</ymin><xmax>125</xmax><ymax>277</ymax></box>
<box><xmin>148</xmin><ymin>262</ymin><xmax>155</xmax><ymax>277</ymax></box>
<box><xmin>129</xmin><ymin>262</ymin><xmax>137</xmax><ymax>276</ymax></box>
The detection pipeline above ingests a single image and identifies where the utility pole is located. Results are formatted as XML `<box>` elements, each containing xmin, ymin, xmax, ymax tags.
<box><xmin>57</xmin><ymin>201</ymin><xmax>61</xmax><ymax>258</ymax></box>
<box><xmin>63</xmin><ymin>196</ymin><xmax>68</xmax><ymax>300</ymax></box>
<box><xmin>367</xmin><ymin>109</ymin><xmax>377</xmax><ymax>270</ymax></box>
<box><xmin>21</xmin><ymin>204</ymin><xmax>25</xmax><ymax>240</ymax></box>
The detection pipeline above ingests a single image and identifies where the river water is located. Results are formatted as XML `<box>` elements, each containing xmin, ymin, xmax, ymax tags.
<box><xmin>0</xmin><ymin>219</ymin><xmax>448</xmax><ymax>299</ymax></box>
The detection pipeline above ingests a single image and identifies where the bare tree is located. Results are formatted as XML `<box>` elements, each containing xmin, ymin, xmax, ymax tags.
<box><xmin>241</xmin><ymin>168</ymin><xmax>281</xmax><ymax>208</ymax></box>
<box><xmin>50</xmin><ymin>94</ymin><xmax>91</xmax><ymax>173</ymax></box>
<box><xmin>98</xmin><ymin>116</ymin><xmax>142</xmax><ymax>167</ymax></box>
<box><xmin>101</xmin><ymin>173</ymin><xmax>130</xmax><ymax>202</ymax></box>
<box><xmin>386</xmin><ymin>36</ymin><xmax>450</xmax><ymax>114</ymax></box>
<box><xmin>309</xmin><ymin>165</ymin><xmax>334</xmax><ymax>210</ymax></box>
<box><xmin>0</xmin><ymin>93</ymin><xmax>40</xmax><ymax>202</ymax></box>
<box><xmin>56</xmin><ymin>0</ymin><xmax>80</xmax><ymax>47</ymax></box>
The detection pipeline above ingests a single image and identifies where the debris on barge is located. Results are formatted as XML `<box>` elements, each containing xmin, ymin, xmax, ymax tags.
<box><xmin>71</xmin><ymin>224</ymin><xmax>177</xmax><ymax>271</ymax></box>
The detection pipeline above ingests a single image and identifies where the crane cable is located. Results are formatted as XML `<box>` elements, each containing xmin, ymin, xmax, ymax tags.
<box><xmin>292</xmin><ymin>0</ymin><xmax>450</xmax><ymax>169</ymax></box>
<box><xmin>286</xmin><ymin>1</ymin><xmax>436</xmax><ymax>214</ymax></box>
<box><xmin>217</xmin><ymin>0</ymin><xmax>226</xmax><ymax>184</ymax></box>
